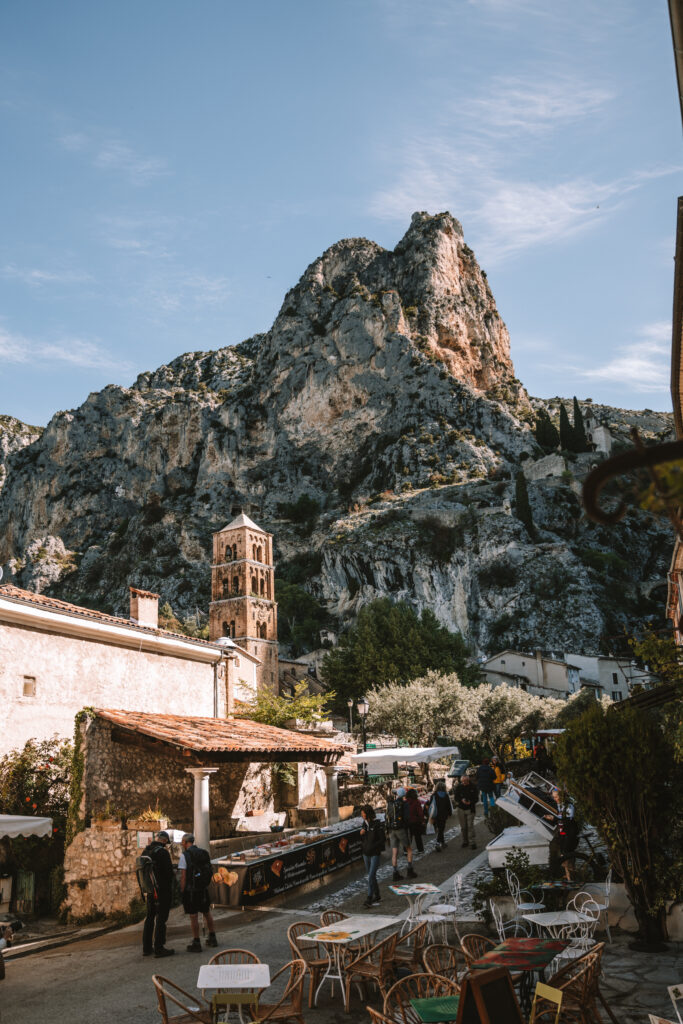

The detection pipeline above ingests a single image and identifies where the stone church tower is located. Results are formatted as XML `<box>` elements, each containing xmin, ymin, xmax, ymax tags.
<box><xmin>209</xmin><ymin>513</ymin><xmax>278</xmax><ymax>692</ymax></box>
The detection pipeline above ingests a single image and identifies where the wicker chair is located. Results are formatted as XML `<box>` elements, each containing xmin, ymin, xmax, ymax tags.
<box><xmin>320</xmin><ymin>910</ymin><xmax>348</xmax><ymax>926</ymax></box>
<box><xmin>206</xmin><ymin>949</ymin><xmax>262</xmax><ymax>1018</ymax></box>
<box><xmin>547</xmin><ymin>944</ymin><xmax>618</xmax><ymax>1024</ymax></box>
<box><xmin>391</xmin><ymin>922</ymin><xmax>428</xmax><ymax>974</ymax></box>
<box><xmin>344</xmin><ymin>929</ymin><xmax>399</xmax><ymax>1012</ymax></box>
<box><xmin>422</xmin><ymin>943</ymin><xmax>464</xmax><ymax>983</ymax></box>
<box><xmin>287</xmin><ymin>921</ymin><xmax>328</xmax><ymax>1008</ymax></box>
<box><xmin>384</xmin><ymin>972</ymin><xmax>459</xmax><ymax>1024</ymax></box>
<box><xmin>459</xmin><ymin>932</ymin><xmax>496</xmax><ymax>966</ymax></box>
<box><xmin>152</xmin><ymin>975</ymin><xmax>212</xmax><ymax>1024</ymax></box>
<box><xmin>248</xmin><ymin>959</ymin><xmax>306</xmax><ymax>1024</ymax></box>
<box><xmin>367</xmin><ymin>1009</ymin><xmax>399</xmax><ymax>1024</ymax></box>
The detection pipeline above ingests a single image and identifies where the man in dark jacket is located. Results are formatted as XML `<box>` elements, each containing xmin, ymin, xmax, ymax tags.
<box><xmin>359</xmin><ymin>806</ymin><xmax>385</xmax><ymax>907</ymax></box>
<box><xmin>179</xmin><ymin>833</ymin><xmax>218</xmax><ymax>952</ymax></box>
<box><xmin>429</xmin><ymin>780</ymin><xmax>453</xmax><ymax>851</ymax></box>
<box><xmin>476</xmin><ymin>759</ymin><xmax>496</xmax><ymax>819</ymax></box>
<box><xmin>386</xmin><ymin>787</ymin><xmax>417</xmax><ymax>881</ymax></box>
<box><xmin>142</xmin><ymin>831</ymin><xmax>175</xmax><ymax>958</ymax></box>
<box><xmin>453</xmin><ymin>775</ymin><xmax>478</xmax><ymax>848</ymax></box>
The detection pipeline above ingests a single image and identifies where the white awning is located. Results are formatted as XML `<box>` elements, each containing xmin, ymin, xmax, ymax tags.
<box><xmin>350</xmin><ymin>745</ymin><xmax>460</xmax><ymax>774</ymax></box>
<box><xmin>0</xmin><ymin>815</ymin><xmax>53</xmax><ymax>839</ymax></box>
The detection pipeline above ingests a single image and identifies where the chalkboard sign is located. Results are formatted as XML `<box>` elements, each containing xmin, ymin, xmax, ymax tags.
<box><xmin>456</xmin><ymin>968</ymin><xmax>524</xmax><ymax>1024</ymax></box>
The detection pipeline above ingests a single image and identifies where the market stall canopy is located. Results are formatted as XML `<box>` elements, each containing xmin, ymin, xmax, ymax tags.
<box><xmin>350</xmin><ymin>745</ymin><xmax>460</xmax><ymax>775</ymax></box>
<box><xmin>0</xmin><ymin>814</ymin><xmax>53</xmax><ymax>839</ymax></box>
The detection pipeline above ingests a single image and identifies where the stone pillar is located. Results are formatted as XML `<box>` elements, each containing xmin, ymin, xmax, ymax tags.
<box><xmin>323</xmin><ymin>765</ymin><xmax>340</xmax><ymax>825</ymax></box>
<box><xmin>185</xmin><ymin>767</ymin><xmax>219</xmax><ymax>851</ymax></box>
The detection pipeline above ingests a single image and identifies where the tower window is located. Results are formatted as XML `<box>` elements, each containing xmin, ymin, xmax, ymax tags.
<box><xmin>260</xmin><ymin>578</ymin><xmax>265</xmax><ymax>595</ymax></box>
<box><xmin>222</xmin><ymin>621</ymin><xmax>229</xmax><ymax>637</ymax></box>
<box><xmin>251</xmin><ymin>575</ymin><xmax>258</xmax><ymax>594</ymax></box>
<box><xmin>232</xmin><ymin>544</ymin><xmax>237</xmax><ymax>560</ymax></box>
<box><xmin>23</xmin><ymin>676</ymin><xmax>36</xmax><ymax>697</ymax></box>
<box><xmin>230</xmin><ymin>620</ymin><xmax>236</xmax><ymax>638</ymax></box>
<box><xmin>256</xmin><ymin>546</ymin><xmax>262</xmax><ymax>562</ymax></box>
<box><xmin>232</xmin><ymin>576</ymin><xmax>239</xmax><ymax>595</ymax></box>
<box><xmin>222</xmin><ymin>579</ymin><xmax>231</xmax><ymax>597</ymax></box>
<box><xmin>252</xmin><ymin>544</ymin><xmax>257</xmax><ymax>559</ymax></box>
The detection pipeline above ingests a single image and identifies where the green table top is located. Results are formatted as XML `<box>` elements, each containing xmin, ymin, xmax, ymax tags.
<box><xmin>410</xmin><ymin>995</ymin><xmax>460</xmax><ymax>1022</ymax></box>
<box><xmin>469</xmin><ymin>937</ymin><xmax>566</xmax><ymax>973</ymax></box>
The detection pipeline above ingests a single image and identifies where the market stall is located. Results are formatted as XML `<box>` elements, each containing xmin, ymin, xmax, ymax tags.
<box><xmin>211</xmin><ymin>820</ymin><xmax>364</xmax><ymax>907</ymax></box>
<box><xmin>350</xmin><ymin>745</ymin><xmax>460</xmax><ymax>777</ymax></box>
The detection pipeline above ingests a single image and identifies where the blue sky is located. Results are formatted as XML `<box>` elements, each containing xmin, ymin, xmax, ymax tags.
<box><xmin>1</xmin><ymin>0</ymin><xmax>681</xmax><ymax>426</ymax></box>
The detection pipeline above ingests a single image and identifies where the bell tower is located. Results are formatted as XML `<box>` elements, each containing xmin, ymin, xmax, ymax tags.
<box><xmin>209</xmin><ymin>513</ymin><xmax>278</xmax><ymax>691</ymax></box>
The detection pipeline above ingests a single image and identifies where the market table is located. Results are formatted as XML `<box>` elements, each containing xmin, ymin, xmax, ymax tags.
<box><xmin>468</xmin><ymin>936</ymin><xmax>567</xmax><ymax>1015</ymax></box>
<box><xmin>410</xmin><ymin>995</ymin><xmax>460</xmax><ymax>1022</ymax></box>
<box><xmin>197</xmin><ymin>963</ymin><xmax>270</xmax><ymax>1023</ymax></box>
<box><xmin>302</xmin><ymin>914</ymin><xmax>401</xmax><ymax>1008</ymax></box>
<box><xmin>522</xmin><ymin>909</ymin><xmax>592</xmax><ymax>937</ymax></box>
<box><xmin>388</xmin><ymin>882</ymin><xmax>441</xmax><ymax>933</ymax></box>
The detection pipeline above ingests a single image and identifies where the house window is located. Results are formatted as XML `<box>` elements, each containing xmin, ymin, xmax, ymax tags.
<box><xmin>612</xmin><ymin>692</ymin><xmax>622</xmax><ymax>701</ymax></box>
<box><xmin>501</xmin><ymin>660</ymin><xmax>505</xmax><ymax>665</ymax></box>
<box><xmin>23</xmin><ymin>676</ymin><xmax>36</xmax><ymax>697</ymax></box>
<box><xmin>612</xmin><ymin>672</ymin><xmax>618</xmax><ymax>686</ymax></box>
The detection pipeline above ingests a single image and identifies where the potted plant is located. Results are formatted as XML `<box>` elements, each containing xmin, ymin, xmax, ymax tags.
<box><xmin>127</xmin><ymin>805</ymin><xmax>170</xmax><ymax>831</ymax></box>
<box><xmin>92</xmin><ymin>801</ymin><xmax>124</xmax><ymax>830</ymax></box>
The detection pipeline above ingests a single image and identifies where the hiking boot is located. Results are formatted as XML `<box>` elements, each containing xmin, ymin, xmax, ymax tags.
<box><xmin>435</xmin><ymin>843</ymin><xmax>442</xmax><ymax>852</ymax></box>
<box><xmin>154</xmin><ymin>948</ymin><xmax>175</xmax><ymax>958</ymax></box>
<box><xmin>363</xmin><ymin>899</ymin><xmax>374</xmax><ymax>909</ymax></box>
<box><xmin>407</xmin><ymin>867</ymin><xmax>417</xmax><ymax>879</ymax></box>
<box><xmin>206</xmin><ymin>932</ymin><xmax>218</xmax><ymax>948</ymax></box>
<box><xmin>392</xmin><ymin>869</ymin><xmax>403</xmax><ymax>881</ymax></box>
<box><xmin>142</xmin><ymin>949</ymin><xmax>153</xmax><ymax>957</ymax></box>
<box><xmin>186</xmin><ymin>938</ymin><xmax>202</xmax><ymax>953</ymax></box>
<box><xmin>372</xmin><ymin>894</ymin><xmax>382</xmax><ymax>904</ymax></box>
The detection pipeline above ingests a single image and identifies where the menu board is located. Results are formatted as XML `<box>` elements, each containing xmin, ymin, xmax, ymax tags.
<box><xmin>211</xmin><ymin>826</ymin><xmax>364</xmax><ymax>907</ymax></box>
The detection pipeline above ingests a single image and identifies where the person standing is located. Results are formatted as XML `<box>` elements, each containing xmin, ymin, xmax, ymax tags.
<box><xmin>386</xmin><ymin>786</ymin><xmax>417</xmax><ymax>881</ymax></box>
<box><xmin>452</xmin><ymin>774</ymin><xmax>478</xmax><ymax>849</ymax></box>
<box><xmin>476</xmin><ymin>758</ymin><xmax>496</xmax><ymax>819</ymax></box>
<box><xmin>141</xmin><ymin>830</ymin><xmax>175</xmax><ymax>958</ymax></box>
<box><xmin>492</xmin><ymin>757</ymin><xmax>506</xmax><ymax>798</ymax></box>
<box><xmin>405</xmin><ymin>788</ymin><xmax>425</xmax><ymax>854</ymax></box>
<box><xmin>359</xmin><ymin>805</ymin><xmax>385</xmax><ymax>907</ymax></box>
<box><xmin>429</xmin><ymin>780</ymin><xmax>453</xmax><ymax>851</ymax></box>
<box><xmin>546</xmin><ymin>788</ymin><xmax>578</xmax><ymax>881</ymax></box>
<box><xmin>179</xmin><ymin>833</ymin><xmax>218</xmax><ymax>951</ymax></box>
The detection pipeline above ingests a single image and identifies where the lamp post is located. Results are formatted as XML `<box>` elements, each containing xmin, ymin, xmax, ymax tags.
<box><xmin>347</xmin><ymin>698</ymin><xmax>354</xmax><ymax>733</ymax></box>
<box><xmin>356</xmin><ymin>696</ymin><xmax>369</xmax><ymax>752</ymax></box>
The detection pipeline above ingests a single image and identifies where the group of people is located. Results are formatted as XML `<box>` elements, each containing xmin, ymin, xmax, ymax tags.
<box><xmin>138</xmin><ymin>831</ymin><xmax>218</xmax><ymax>959</ymax></box>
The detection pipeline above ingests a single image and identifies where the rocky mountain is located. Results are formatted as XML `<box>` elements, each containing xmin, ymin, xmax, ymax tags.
<box><xmin>0</xmin><ymin>415</ymin><xmax>42</xmax><ymax>495</ymax></box>
<box><xmin>0</xmin><ymin>212</ymin><xmax>674</xmax><ymax>656</ymax></box>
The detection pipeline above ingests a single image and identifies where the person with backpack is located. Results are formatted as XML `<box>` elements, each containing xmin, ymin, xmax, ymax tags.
<box><xmin>359</xmin><ymin>805</ymin><xmax>385</xmax><ymax>907</ymax></box>
<box><xmin>547</xmin><ymin>788</ymin><xmax>578</xmax><ymax>881</ymax></box>
<box><xmin>178</xmin><ymin>833</ymin><xmax>218</xmax><ymax>951</ymax></box>
<box><xmin>139</xmin><ymin>830</ymin><xmax>175</xmax><ymax>958</ymax></box>
<box><xmin>452</xmin><ymin>773</ymin><xmax>478</xmax><ymax>849</ymax></box>
<box><xmin>475</xmin><ymin>758</ymin><xmax>496</xmax><ymax>819</ymax></box>
<box><xmin>386</xmin><ymin>786</ymin><xmax>417</xmax><ymax>881</ymax></box>
<box><xmin>405</xmin><ymin>788</ymin><xmax>426</xmax><ymax>853</ymax></box>
<box><xmin>428</xmin><ymin>780</ymin><xmax>453</xmax><ymax>851</ymax></box>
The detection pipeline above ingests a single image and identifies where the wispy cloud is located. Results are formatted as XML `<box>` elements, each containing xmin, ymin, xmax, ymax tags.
<box><xmin>575</xmin><ymin>322</ymin><xmax>671</xmax><ymax>392</ymax></box>
<box><xmin>140</xmin><ymin>270</ymin><xmax>231</xmax><ymax>315</ymax></box>
<box><xmin>1</xmin><ymin>263</ymin><xmax>92</xmax><ymax>286</ymax></box>
<box><xmin>98</xmin><ymin>214</ymin><xmax>176</xmax><ymax>258</ymax></box>
<box><xmin>0</xmin><ymin>326</ymin><xmax>131</xmax><ymax>372</ymax></box>
<box><xmin>57</xmin><ymin>130</ymin><xmax>168</xmax><ymax>185</ymax></box>
<box><xmin>460</xmin><ymin>75</ymin><xmax>614</xmax><ymax>135</ymax></box>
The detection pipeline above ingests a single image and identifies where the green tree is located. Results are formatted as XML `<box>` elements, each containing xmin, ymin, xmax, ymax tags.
<box><xmin>514</xmin><ymin>471</ymin><xmax>536</xmax><ymax>540</ymax></box>
<box><xmin>320</xmin><ymin>598</ymin><xmax>480</xmax><ymax>704</ymax></box>
<box><xmin>274</xmin><ymin>580</ymin><xmax>329</xmax><ymax>656</ymax></box>
<box><xmin>555</xmin><ymin>703</ymin><xmax>683</xmax><ymax>947</ymax></box>
<box><xmin>240</xmin><ymin>681</ymin><xmax>334</xmax><ymax>728</ymax></box>
<box><xmin>572</xmin><ymin>397</ymin><xmax>589</xmax><ymax>452</ymax></box>
<box><xmin>559</xmin><ymin>403</ymin><xmax>575</xmax><ymax>451</ymax></box>
<box><xmin>534</xmin><ymin>409</ymin><xmax>560</xmax><ymax>451</ymax></box>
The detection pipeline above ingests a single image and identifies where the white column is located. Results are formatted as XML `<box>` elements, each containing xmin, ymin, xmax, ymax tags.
<box><xmin>323</xmin><ymin>765</ymin><xmax>340</xmax><ymax>825</ymax></box>
<box><xmin>185</xmin><ymin>767</ymin><xmax>219</xmax><ymax>851</ymax></box>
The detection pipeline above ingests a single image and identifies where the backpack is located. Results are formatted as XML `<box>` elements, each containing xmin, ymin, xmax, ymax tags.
<box><xmin>386</xmin><ymin>798</ymin><xmax>406</xmax><ymax>831</ymax></box>
<box><xmin>136</xmin><ymin>845</ymin><xmax>159</xmax><ymax>899</ymax></box>
<box><xmin>185</xmin><ymin>845</ymin><xmax>213</xmax><ymax>891</ymax></box>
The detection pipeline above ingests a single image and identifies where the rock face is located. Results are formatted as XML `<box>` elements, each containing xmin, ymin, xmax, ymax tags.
<box><xmin>0</xmin><ymin>212</ymin><xmax>674</xmax><ymax>656</ymax></box>
<box><xmin>0</xmin><ymin>414</ymin><xmax>42</xmax><ymax>495</ymax></box>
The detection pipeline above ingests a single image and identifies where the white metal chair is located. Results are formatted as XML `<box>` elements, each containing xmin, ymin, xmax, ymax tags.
<box><xmin>490</xmin><ymin>898</ymin><xmax>529</xmax><ymax>942</ymax></box>
<box><xmin>553</xmin><ymin>893</ymin><xmax>600</xmax><ymax>964</ymax></box>
<box><xmin>506</xmin><ymin>868</ymin><xmax>544</xmax><ymax>934</ymax></box>
<box><xmin>583</xmin><ymin>867</ymin><xmax>612</xmax><ymax>942</ymax></box>
<box><xmin>423</xmin><ymin>873</ymin><xmax>463</xmax><ymax>943</ymax></box>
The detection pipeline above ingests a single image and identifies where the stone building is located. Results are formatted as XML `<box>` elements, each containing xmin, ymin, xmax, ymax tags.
<box><xmin>0</xmin><ymin>583</ymin><xmax>260</xmax><ymax>757</ymax></box>
<box><xmin>209</xmin><ymin>513</ymin><xmax>279</xmax><ymax>691</ymax></box>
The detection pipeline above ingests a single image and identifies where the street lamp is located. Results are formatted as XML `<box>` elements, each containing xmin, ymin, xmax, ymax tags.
<box><xmin>356</xmin><ymin>696</ymin><xmax>369</xmax><ymax>752</ymax></box>
<box><xmin>347</xmin><ymin>698</ymin><xmax>354</xmax><ymax>733</ymax></box>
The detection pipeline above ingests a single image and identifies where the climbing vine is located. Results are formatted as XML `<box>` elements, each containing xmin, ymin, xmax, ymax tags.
<box><xmin>66</xmin><ymin>707</ymin><xmax>96</xmax><ymax>843</ymax></box>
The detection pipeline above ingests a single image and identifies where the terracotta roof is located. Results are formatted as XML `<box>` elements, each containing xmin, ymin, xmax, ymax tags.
<box><xmin>129</xmin><ymin>586</ymin><xmax>160</xmax><ymax>599</ymax></box>
<box><xmin>0</xmin><ymin>584</ymin><xmax>218</xmax><ymax>652</ymax></box>
<box><xmin>96</xmin><ymin>709</ymin><xmax>344</xmax><ymax>763</ymax></box>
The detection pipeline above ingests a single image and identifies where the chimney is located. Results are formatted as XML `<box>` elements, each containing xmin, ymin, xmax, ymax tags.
<box><xmin>129</xmin><ymin>586</ymin><xmax>160</xmax><ymax>628</ymax></box>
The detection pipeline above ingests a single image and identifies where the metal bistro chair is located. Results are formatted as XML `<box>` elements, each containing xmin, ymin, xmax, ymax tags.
<box><xmin>553</xmin><ymin>893</ymin><xmax>600</xmax><ymax>965</ymax></box>
<box><xmin>384</xmin><ymin>972</ymin><xmax>460</xmax><ymax>1024</ymax></box>
<box><xmin>582</xmin><ymin>867</ymin><xmax>613</xmax><ymax>943</ymax></box>
<box><xmin>422</xmin><ymin>943</ymin><xmax>465</xmax><ymax>984</ymax></box>
<box><xmin>423</xmin><ymin>873</ymin><xmax>464</xmax><ymax>943</ymax></box>
<box><xmin>506</xmin><ymin>868</ymin><xmax>544</xmax><ymax>934</ymax></box>
<box><xmin>490</xmin><ymin>898</ymin><xmax>527</xmax><ymax>943</ymax></box>
<box><xmin>287</xmin><ymin>921</ymin><xmax>328</xmax><ymax>1008</ymax></box>
<box><xmin>152</xmin><ymin>975</ymin><xmax>212</xmax><ymax>1024</ymax></box>
<box><xmin>248</xmin><ymin>959</ymin><xmax>306</xmax><ymax>1024</ymax></box>
<box><xmin>206</xmin><ymin>949</ymin><xmax>262</xmax><ymax>1021</ymax></box>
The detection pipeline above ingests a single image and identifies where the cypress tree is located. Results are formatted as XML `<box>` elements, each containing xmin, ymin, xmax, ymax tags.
<box><xmin>515</xmin><ymin>470</ymin><xmax>536</xmax><ymax>540</ymax></box>
<box><xmin>572</xmin><ymin>397</ymin><xmax>589</xmax><ymax>452</ymax></box>
<box><xmin>559</xmin><ymin>403</ymin><xmax>575</xmax><ymax>452</ymax></box>
<box><xmin>534</xmin><ymin>409</ymin><xmax>560</xmax><ymax>451</ymax></box>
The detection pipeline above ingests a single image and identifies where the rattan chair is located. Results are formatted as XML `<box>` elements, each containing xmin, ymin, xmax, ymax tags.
<box><xmin>422</xmin><ymin>943</ymin><xmax>465</xmax><ymax>983</ymax></box>
<box><xmin>320</xmin><ymin>910</ymin><xmax>348</xmax><ymax>926</ymax></box>
<box><xmin>367</xmin><ymin>1009</ymin><xmax>399</xmax><ymax>1024</ymax></box>
<box><xmin>391</xmin><ymin>922</ymin><xmax>428</xmax><ymax>974</ymax></box>
<box><xmin>547</xmin><ymin>943</ymin><xmax>618</xmax><ymax>1024</ymax></box>
<box><xmin>152</xmin><ymin>975</ymin><xmax>212</xmax><ymax>1024</ymax></box>
<box><xmin>344</xmin><ymin>929</ymin><xmax>399</xmax><ymax>1012</ymax></box>
<box><xmin>384</xmin><ymin>972</ymin><xmax>459</xmax><ymax>1024</ymax></box>
<box><xmin>287</xmin><ymin>921</ymin><xmax>328</xmax><ymax>1008</ymax></box>
<box><xmin>248</xmin><ymin>959</ymin><xmax>306</xmax><ymax>1024</ymax></box>
<box><xmin>459</xmin><ymin>932</ymin><xmax>496</xmax><ymax>966</ymax></box>
<box><xmin>206</xmin><ymin>949</ymin><xmax>262</xmax><ymax>1018</ymax></box>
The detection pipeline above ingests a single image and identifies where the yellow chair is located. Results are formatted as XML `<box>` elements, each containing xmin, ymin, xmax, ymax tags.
<box><xmin>529</xmin><ymin>981</ymin><xmax>563</xmax><ymax>1024</ymax></box>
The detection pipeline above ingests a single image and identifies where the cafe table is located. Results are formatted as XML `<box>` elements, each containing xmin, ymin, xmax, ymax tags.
<box><xmin>522</xmin><ymin>909</ymin><xmax>592</xmax><ymax>938</ymax></box>
<box><xmin>529</xmin><ymin>880</ymin><xmax>581</xmax><ymax>909</ymax></box>
<box><xmin>302</xmin><ymin>914</ymin><xmax>401</xmax><ymax>1008</ymax></box>
<box><xmin>197</xmin><ymin>963</ymin><xmax>271</xmax><ymax>1023</ymax></box>
<box><xmin>388</xmin><ymin>882</ymin><xmax>442</xmax><ymax>932</ymax></box>
<box><xmin>468</xmin><ymin>936</ymin><xmax>567</xmax><ymax>1014</ymax></box>
<box><xmin>410</xmin><ymin>995</ymin><xmax>461</xmax><ymax>1023</ymax></box>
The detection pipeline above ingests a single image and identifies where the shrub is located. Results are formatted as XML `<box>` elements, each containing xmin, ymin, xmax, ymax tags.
<box><xmin>478</xmin><ymin>559</ymin><xmax>518</xmax><ymax>589</ymax></box>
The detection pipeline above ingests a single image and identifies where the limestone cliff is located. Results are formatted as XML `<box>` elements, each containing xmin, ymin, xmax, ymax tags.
<box><xmin>0</xmin><ymin>213</ymin><xmax>674</xmax><ymax>655</ymax></box>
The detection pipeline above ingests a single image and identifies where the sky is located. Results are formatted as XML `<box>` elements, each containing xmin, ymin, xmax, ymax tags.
<box><xmin>1</xmin><ymin>0</ymin><xmax>682</xmax><ymax>427</ymax></box>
